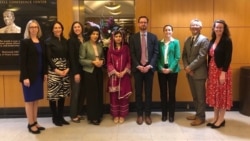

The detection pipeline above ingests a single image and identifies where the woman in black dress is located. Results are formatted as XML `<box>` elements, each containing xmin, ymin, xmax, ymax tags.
<box><xmin>19</xmin><ymin>19</ymin><xmax>46</xmax><ymax>134</ymax></box>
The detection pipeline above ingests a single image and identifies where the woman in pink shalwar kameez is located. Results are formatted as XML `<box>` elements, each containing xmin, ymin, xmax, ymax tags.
<box><xmin>107</xmin><ymin>30</ymin><xmax>132</xmax><ymax>124</ymax></box>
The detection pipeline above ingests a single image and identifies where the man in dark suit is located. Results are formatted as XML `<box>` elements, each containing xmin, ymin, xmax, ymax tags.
<box><xmin>182</xmin><ymin>19</ymin><xmax>209</xmax><ymax>126</ymax></box>
<box><xmin>129</xmin><ymin>16</ymin><xmax>158</xmax><ymax>125</ymax></box>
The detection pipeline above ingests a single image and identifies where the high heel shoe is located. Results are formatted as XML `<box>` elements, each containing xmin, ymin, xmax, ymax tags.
<box><xmin>27</xmin><ymin>122</ymin><xmax>40</xmax><ymax>134</ymax></box>
<box><xmin>206</xmin><ymin>121</ymin><xmax>216</xmax><ymax>126</ymax></box>
<box><xmin>34</xmin><ymin>121</ymin><xmax>45</xmax><ymax>130</ymax></box>
<box><xmin>211</xmin><ymin>120</ymin><xmax>225</xmax><ymax>129</ymax></box>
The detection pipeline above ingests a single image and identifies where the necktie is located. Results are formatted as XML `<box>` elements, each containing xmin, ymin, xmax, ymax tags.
<box><xmin>190</xmin><ymin>36</ymin><xmax>195</xmax><ymax>47</ymax></box>
<box><xmin>141</xmin><ymin>33</ymin><xmax>146</xmax><ymax>65</ymax></box>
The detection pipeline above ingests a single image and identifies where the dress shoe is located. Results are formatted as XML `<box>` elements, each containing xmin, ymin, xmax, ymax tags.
<box><xmin>161</xmin><ymin>116</ymin><xmax>167</xmax><ymax>122</ymax></box>
<box><xmin>28</xmin><ymin>122</ymin><xmax>40</xmax><ymax>134</ymax></box>
<box><xmin>145</xmin><ymin>116</ymin><xmax>152</xmax><ymax>125</ymax></box>
<box><xmin>186</xmin><ymin>115</ymin><xmax>196</xmax><ymax>120</ymax></box>
<box><xmin>211</xmin><ymin>120</ymin><xmax>225</xmax><ymax>129</ymax></box>
<box><xmin>34</xmin><ymin>121</ymin><xmax>45</xmax><ymax>130</ymax></box>
<box><xmin>190</xmin><ymin>118</ymin><xmax>205</xmax><ymax>126</ymax></box>
<box><xmin>136</xmin><ymin>116</ymin><xmax>143</xmax><ymax>125</ymax></box>
<box><xmin>169</xmin><ymin>117</ymin><xmax>174</xmax><ymax>123</ymax></box>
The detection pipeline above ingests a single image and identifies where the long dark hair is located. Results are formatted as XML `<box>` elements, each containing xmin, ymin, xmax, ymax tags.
<box><xmin>211</xmin><ymin>20</ymin><xmax>230</xmax><ymax>41</ymax></box>
<box><xmin>69</xmin><ymin>21</ymin><xmax>84</xmax><ymax>39</ymax></box>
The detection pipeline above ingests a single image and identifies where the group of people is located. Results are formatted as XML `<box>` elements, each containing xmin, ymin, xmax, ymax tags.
<box><xmin>19</xmin><ymin>19</ymin><xmax>131</xmax><ymax>134</ymax></box>
<box><xmin>182</xmin><ymin>19</ymin><xmax>233</xmax><ymax>128</ymax></box>
<box><xmin>19</xmin><ymin>15</ymin><xmax>233</xmax><ymax>134</ymax></box>
<box><xmin>130</xmin><ymin>16</ymin><xmax>233</xmax><ymax>128</ymax></box>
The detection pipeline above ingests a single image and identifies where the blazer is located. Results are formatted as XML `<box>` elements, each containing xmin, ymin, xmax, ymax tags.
<box><xmin>68</xmin><ymin>37</ymin><xmax>83</xmax><ymax>75</ymax></box>
<box><xmin>45</xmin><ymin>36</ymin><xmax>69</xmax><ymax>71</ymax></box>
<box><xmin>157</xmin><ymin>38</ymin><xmax>181</xmax><ymax>73</ymax></box>
<box><xmin>208</xmin><ymin>37</ymin><xmax>232</xmax><ymax>72</ymax></box>
<box><xmin>19</xmin><ymin>38</ymin><xmax>46</xmax><ymax>84</ymax></box>
<box><xmin>79</xmin><ymin>41</ymin><xmax>104</xmax><ymax>73</ymax></box>
<box><xmin>129</xmin><ymin>32</ymin><xmax>159</xmax><ymax>72</ymax></box>
<box><xmin>182</xmin><ymin>34</ymin><xmax>209</xmax><ymax>79</ymax></box>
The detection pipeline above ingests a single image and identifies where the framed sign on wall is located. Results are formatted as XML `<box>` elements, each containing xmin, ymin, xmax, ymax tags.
<box><xmin>0</xmin><ymin>0</ymin><xmax>57</xmax><ymax>70</ymax></box>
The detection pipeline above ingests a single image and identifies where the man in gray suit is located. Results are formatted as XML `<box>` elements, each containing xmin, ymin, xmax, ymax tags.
<box><xmin>130</xmin><ymin>16</ymin><xmax>158</xmax><ymax>125</ymax></box>
<box><xmin>182</xmin><ymin>19</ymin><xmax>209</xmax><ymax>126</ymax></box>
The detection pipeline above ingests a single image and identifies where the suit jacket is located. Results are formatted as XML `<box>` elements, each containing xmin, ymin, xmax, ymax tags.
<box><xmin>157</xmin><ymin>38</ymin><xmax>181</xmax><ymax>73</ymax></box>
<box><xmin>45</xmin><ymin>36</ymin><xmax>69</xmax><ymax>71</ymax></box>
<box><xmin>182</xmin><ymin>34</ymin><xmax>209</xmax><ymax>79</ymax></box>
<box><xmin>129</xmin><ymin>32</ymin><xmax>158</xmax><ymax>72</ymax></box>
<box><xmin>208</xmin><ymin>37</ymin><xmax>232</xmax><ymax>72</ymax></box>
<box><xmin>19</xmin><ymin>38</ymin><xmax>46</xmax><ymax>84</ymax></box>
<box><xmin>79</xmin><ymin>41</ymin><xmax>104</xmax><ymax>73</ymax></box>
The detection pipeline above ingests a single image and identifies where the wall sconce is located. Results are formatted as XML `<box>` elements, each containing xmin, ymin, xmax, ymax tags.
<box><xmin>104</xmin><ymin>2</ymin><xmax>121</xmax><ymax>10</ymax></box>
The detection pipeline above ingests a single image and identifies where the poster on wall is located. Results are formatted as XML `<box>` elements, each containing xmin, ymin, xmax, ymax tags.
<box><xmin>0</xmin><ymin>0</ymin><xmax>57</xmax><ymax>70</ymax></box>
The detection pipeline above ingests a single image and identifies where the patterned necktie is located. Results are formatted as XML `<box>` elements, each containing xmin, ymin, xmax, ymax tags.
<box><xmin>141</xmin><ymin>33</ymin><xmax>147</xmax><ymax>65</ymax></box>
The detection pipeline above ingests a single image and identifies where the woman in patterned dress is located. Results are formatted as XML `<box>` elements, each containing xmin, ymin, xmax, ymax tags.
<box><xmin>45</xmin><ymin>21</ymin><xmax>70</xmax><ymax>126</ymax></box>
<box><xmin>206</xmin><ymin>20</ymin><xmax>233</xmax><ymax>128</ymax></box>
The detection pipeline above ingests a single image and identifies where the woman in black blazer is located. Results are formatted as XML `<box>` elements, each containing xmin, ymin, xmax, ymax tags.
<box><xmin>206</xmin><ymin>20</ymin><xmax>233</xmax><ymax>129</ymax></box>
<box><xmin>68</xmin><ymin>21</ymin><xmax>85</xmax><ymax>123</ymax></box>
<box><xmin>45</xmin><ymin>21</ymin><xmax>70</xmax><ymax>126</ymax></box>
<box><xmin>19</xmin><ymin>20</ymin><xmax>46</xmax><ymax>134</ymax></box>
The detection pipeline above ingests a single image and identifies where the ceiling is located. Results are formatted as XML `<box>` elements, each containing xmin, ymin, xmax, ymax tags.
<box><xmin>83</xmin><ymin>0</ymin><xmax>135</xmax><ymax>27</ymax></box>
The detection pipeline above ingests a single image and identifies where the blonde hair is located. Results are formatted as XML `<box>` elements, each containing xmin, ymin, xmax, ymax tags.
<box><xmin>23</xmin><ymin>19</ymin><xmax>42</xmax><ymax>39</ymax></box>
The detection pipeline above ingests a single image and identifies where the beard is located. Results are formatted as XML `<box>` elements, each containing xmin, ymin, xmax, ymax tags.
<box><xmin>139</xmin><ymin>26</ymin><xmax>147</xmax><ymax>31</ymax></box>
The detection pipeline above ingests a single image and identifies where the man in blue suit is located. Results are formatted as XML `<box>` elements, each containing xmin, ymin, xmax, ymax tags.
<box><xmin>129</xmin><ymin>16</ymin><xmax>158</xmax><ymax>125</ymax></box>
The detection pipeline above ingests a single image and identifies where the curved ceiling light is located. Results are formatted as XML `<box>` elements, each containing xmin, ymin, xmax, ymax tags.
<box><xmin>104</xmin><ymin>2</ymin><xmax>121</xmax><ymax>10</ymax></box>
<box><xmin>109</xmin><ymin>10</ymin><xmax>122</xmax><ymax>15</ymax></box>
